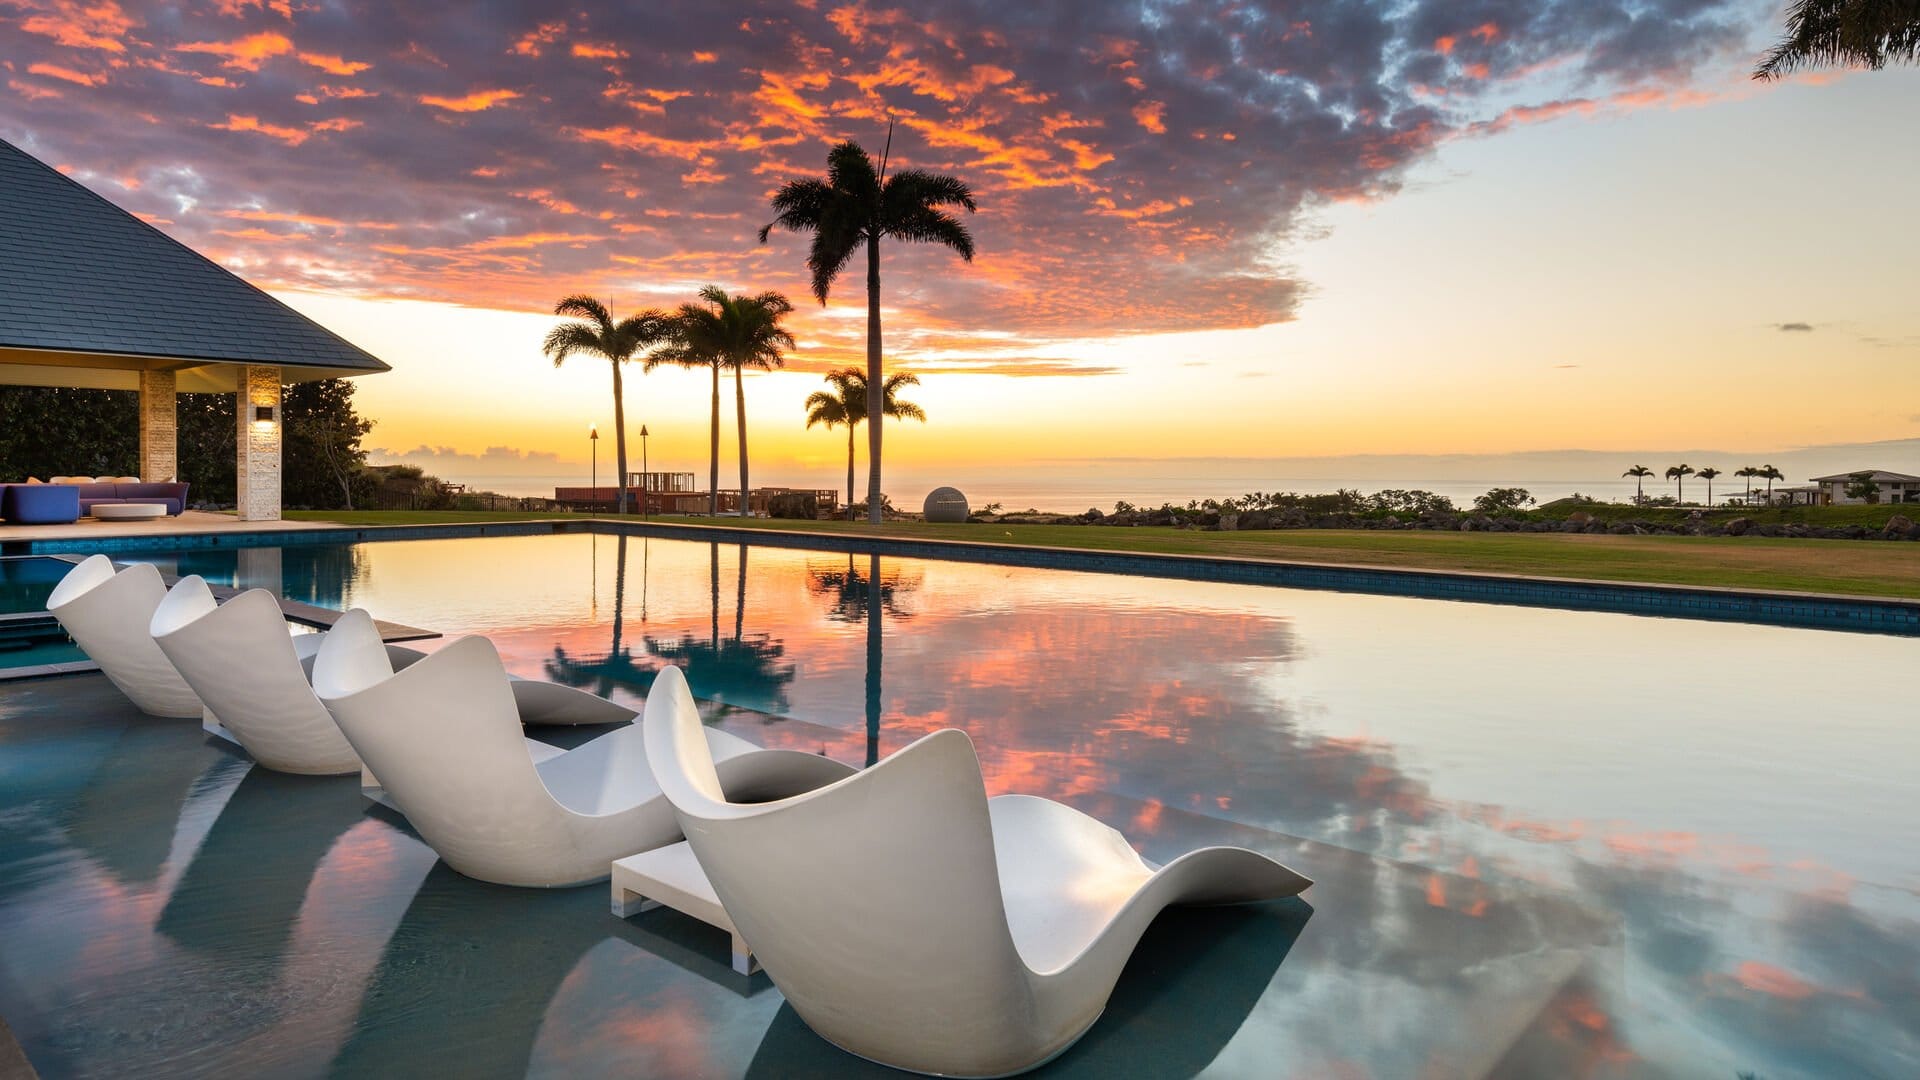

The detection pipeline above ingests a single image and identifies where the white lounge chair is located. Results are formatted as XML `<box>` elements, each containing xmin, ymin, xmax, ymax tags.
<box><xmin>643</xmin><ymin>664</ymin><xmax>1313</xmax><ymax>1077</ymax></box>
<box><xmin>151</xmin><ymin>585</ymin><xmax>632</xmax><ymax>776</ymax></box>
<box><xmin>47</xmin><ymin>554</ymin><xmax>202</xmax><ymax>718</ymax></box>
<box><xmin>314</xmin><ymin>631</ymin><xmax>855</xmax><ymax>888</ymax></box>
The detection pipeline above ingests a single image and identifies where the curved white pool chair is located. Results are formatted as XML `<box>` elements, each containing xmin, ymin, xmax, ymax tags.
<box><xmin>644</xmin><ymin>665</ymin><xmax>1312</xmax><ymax>1078</ymax></box>
<box><xmin>152</xmin><ymin>578</ymin><xmax>382</xmax><ymax>775</ymax></box>
<box><xmin>315</xmin><ymin>631</ymin><xmax>856</xmax><ymax>888</ymax></box>
<box><xmin>47</xmin><ymin>555</ymin><xmax>202</xmax><ymax>718</ymax></box>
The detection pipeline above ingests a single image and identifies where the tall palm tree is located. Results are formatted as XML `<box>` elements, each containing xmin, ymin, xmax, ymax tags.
<box><xmin>658</xmin><ymin>286</ymin><xmax>795</xmax><ymax>516</ymax></box>
<box><xmin>1665</xmin><ymin>464</ymin><xmax>1695</xmax><ymax>503</ymax></box>
<box><xmin>1735</xmin><ymin>466</ymin><xmax>1758</xmax><ymax>504</ymax></box>
<box><xmin>541</xmin><ymin>296</ymin><xmax>672</xmax><ymax>515</ymax></box>
<box><xmin>760</xmin><ymin>133</ymin><xmax>976</xmax><ymax>523</ymax></box>
<box><xmin>1760</xmin><ymin>464</ymin><xmax>1785</xmax><ymax>503</ymax></box>
<box><xmin>1755</xmin><ymin>0</ymin><xmax>1920</xmax><ymax>79</ymax></box>
<box><xmin>1623</xmin><ymin>465</ymin><xmax>1653</xmax><ymax>504</ymax></box>
<box><xmin>804</xmin><ymin>368</ymin><xmax>860</xmax><ymax>508</ymax></box>
<box><xmin>1696</xmin><ymin>466</ymin><xmax>1722</xmax><ymax>506</ymax></box>
<box><xmin>805</xmin><ymin>367</ymin><xmax>929</xmax><ymax>513</ymax></box>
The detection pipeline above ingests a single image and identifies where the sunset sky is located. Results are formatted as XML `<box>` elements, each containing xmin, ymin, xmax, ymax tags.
<box><xmin>3</xmin><ymin>0</ymin><xmax>1916</xmax><ymax>496</ymax></box>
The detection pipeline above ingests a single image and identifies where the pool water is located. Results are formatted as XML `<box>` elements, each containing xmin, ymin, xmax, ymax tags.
<box><xmin>2</xmin><ymin>532</ymin><xmax>1915</xmax><ymax>1077</ymax></box>
<box><xmin>0</xmin><ymin>558</ymin><xmax>89</xmax><ymax>670</ymax></box>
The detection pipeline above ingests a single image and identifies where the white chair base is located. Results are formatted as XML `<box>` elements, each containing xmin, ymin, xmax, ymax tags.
<box><xmin>612</xmin><ymin>841</ymin><xmax>759</xmax><ymax>975</ymax></box>
<box><xmin>361</xmin><ymin>739</ymin><xmax>568</xmax><ymax>809</ymax></box>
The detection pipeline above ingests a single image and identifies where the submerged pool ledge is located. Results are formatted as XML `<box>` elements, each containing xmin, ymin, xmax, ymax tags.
<box><xmin>13</xmin><ymin>517</ymin><xmax>1920</xmax><ymax>636</ymax></box>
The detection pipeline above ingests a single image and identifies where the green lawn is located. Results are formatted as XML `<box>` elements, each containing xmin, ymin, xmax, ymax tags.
<box><xmin>282</xmin><ymin>510</ymin><xmax>1920</xmax><ymax>600</ymax></box>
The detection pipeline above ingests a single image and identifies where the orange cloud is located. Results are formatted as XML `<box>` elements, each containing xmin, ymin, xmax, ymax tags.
<box><xmin>18</xmin><ymin>0</ymin><xmax>137</xmax><ymax>52</ymax></box>
<box><xmin>26</xmin><ymin>62</ymin><xmax>102</xmax><ymax>86</ymax></box>
<box><xmin>572</xmin><ymin>42</ymin><xmax>627</xmax><ymax>60</ymax></box>
<box><xmin>209</xmin><ymin>113</ymin><xmax>308</xmax><ymax>145</ymax></box>
<box><xmin>8</xmin><ymin>78</ymin><xmax>63</xmax><ymax>100</ymax></box>
<box><xmin>214</xmin><ymin>226</ymin><xmax>308</xmax><ymax>242</ymax></box>
<box><xmin>298</xmin><ymin>52</ymin><xmax>371</xmax><ymax>76</ymax></box>
<box><xmin>419</xmin><ymin>88</ymin><xmax>522</xmax><ymax>112</ymax></box>
<box><xmin>511</xmin><ymin>20</ymin><xmax>565</xmax><ymax>57</ymax></box>
<box><xmin>176</xmin><ymin>31</ymin><xmax>293</xmax><ymax>71</ymax></box>
<box><xmin>311</xmin><ymin>117</ymin><xmax>362</xmax><ymax>133</ymax></box>
<box><xmin>1132</xmin><ymin>100</ymin><xmax>1166</xmax><ymax>133</ymax></box>
<box><xmin>691</xmin><ymin>50</ymin><xmax>717</xmax><ymax>63</ymax></box>
<box><xmin>568</xmin><ymin>125</ymin><xmax>724</xmax><ymax>162</ymax></box>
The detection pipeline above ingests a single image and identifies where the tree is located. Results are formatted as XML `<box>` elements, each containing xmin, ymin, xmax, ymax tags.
<box><xmin>542</xmin><ymin>296</ymin><xmax>673</xmax><ymax>515</ymax></box>
<box><xmin>284</xmin><ymin>379</ymin><xmax>374</xmax><ymax>509</ymax></box>
<box><xmin>760</xmin><ymin>132</ymin><xmax>976</xmax><ymax>523</ymax></box>
<box><xmin>1473</xmin><ymin>487</ymin><xmax>1533</xmax><ymax>514</ymax></box>
<box><xmin>1622</xmin><ymin>465</ymin><xmax>1654</xmax><ymax>504</ymax></box>
<box><xmin>657</xmin><ymin>286</ymin><xmax>795</xmax><ymax>516</ymax></box>
<box><xmin>1755</xmin><ymin>0</ymin><xmax>1920</xmax><ymax>79</ymax></box>
<box><xmin>1735</xmin><ymin>466</ymin><xmax>1759</xmax><ymax>504</ymax></box>
<box><xmin>1665</xmin><ymin>464</ymin><xmax>1695</xmax><ymax>503</ymax></box>
<box><xmin>1759</xmin><ymin>464</ymin><xmax>1785</xmax><ymax>502</ymax></box>
<box><xmin>1845</xmin><ymin>471</ymin><xmax>1882</xmax><ymax>502</ymax></box>
<box><xmin>804</xmin><ymin>369</ymin><xmax>859</xmax><ymax>508</ymax></box>
<box><xmin>1696</xmin><ymin>466</ymin><xmax>1722</xmax><ymax>507</ymax></box>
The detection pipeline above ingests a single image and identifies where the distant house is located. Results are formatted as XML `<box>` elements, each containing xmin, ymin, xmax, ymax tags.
<box><xmin>1807</xmin><ymin>470</ymin><xmax>1920</xmax><ymax>505</ymax></box>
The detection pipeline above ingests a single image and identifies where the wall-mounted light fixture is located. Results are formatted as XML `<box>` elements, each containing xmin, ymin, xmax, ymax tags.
<box><xmin>253</xmin><ymin>404</ymin><xmax>277</xmax><ymax>428</ymax></box>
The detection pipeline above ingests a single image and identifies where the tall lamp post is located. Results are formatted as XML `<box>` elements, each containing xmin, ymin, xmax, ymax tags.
<box><xmin>589</xmin><ymin>424</ymin><xmax>598</xmax><ymax>514</ymax></box>
<box><xmin>639</xmin><ymin>424</ymin><xmax>650</xmax><ymax>520</ymax></box>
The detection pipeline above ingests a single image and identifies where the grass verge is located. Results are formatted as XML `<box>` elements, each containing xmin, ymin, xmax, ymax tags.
<box><xmin>283</xmin><ymin>510</ymin><xmax>1920</xmax><ymax>600</ymax></box>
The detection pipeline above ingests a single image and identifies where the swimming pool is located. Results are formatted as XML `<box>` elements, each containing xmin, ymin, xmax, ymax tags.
<box><xmin>1</xmin><ymin>531</ymin><xmax>1914</xmax><ymax>1076</ymax></box>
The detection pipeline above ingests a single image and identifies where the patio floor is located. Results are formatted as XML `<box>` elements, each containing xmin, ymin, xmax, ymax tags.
<box><xmin>0</xmin><ymin>510</ymin><xmax>334</xmax><ymax>544</ymax></box>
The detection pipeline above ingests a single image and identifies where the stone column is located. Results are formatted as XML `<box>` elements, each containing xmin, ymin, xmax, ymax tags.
<box><xmin>236</xmin><ymin>365</ymin><xmax>282</xmax><ymax>521</ymax></box>
<box><xmin>138</xmin><ymin>369</ymin><xmax>177</xmax><ymax>482</ymax></box>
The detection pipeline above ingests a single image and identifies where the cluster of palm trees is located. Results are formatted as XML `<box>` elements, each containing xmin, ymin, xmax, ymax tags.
<box><xmin>804</xmin><ymin>369</ymin><xmax>924</xmax><ymax>509</ymax></box>
<box><xmin>544</xmin><ymin>132</ymin><xmax>976</xmax><ymax>522</ymax></box>
<box><xmin>1623</xmin><ymin>463</ymin><xmax>1784</xmax><ymax>505</ymax></box>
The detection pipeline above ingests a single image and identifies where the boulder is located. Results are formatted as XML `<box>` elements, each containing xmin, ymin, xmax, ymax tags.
<box><xmin>1884</xmin><ymin>514</ymin><xmax>1914</xmax><ymax>538</ymax></box>
<box><xmin>1240</xmin><ymin>510</ymin><xmax>1275</xmax><ymax>530</ymax></box>
<box><xmin>1566</xmin><ymin>511</ymin><xmax>1593</xmax><ymax>527</ymax></box>
<box><xmin>1217</xmin><ymin>512</ymin><xmax>1239</xmax><ymax>531</ymax></box>
<box><xmin>1724</xmin><ymin>516</ymin><xmax>1752</xmax><ymax>536</ymax></box>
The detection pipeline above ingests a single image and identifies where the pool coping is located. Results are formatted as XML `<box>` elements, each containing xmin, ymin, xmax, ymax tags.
<box><xmin>9</xmin><ymin>517</ymin><xmax>1920</xmax><ymax>636</ymax></box>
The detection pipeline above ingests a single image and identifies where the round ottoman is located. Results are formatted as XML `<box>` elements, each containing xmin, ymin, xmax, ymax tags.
<box><xmin>90</xmin><ymin>503</ymin><xmax>168</xmax><ymax>521</ymax></box>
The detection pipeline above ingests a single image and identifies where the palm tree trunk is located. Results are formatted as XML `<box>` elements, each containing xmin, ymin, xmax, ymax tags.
<box><xmin>865</xmin><ymin>552</ymin><xmax>882</xmax><ymax>766</ymax></box>
<box><xmin>611</xmin><ymin>533</ymin><xmax>627</xmax><ymax>655</ymax></box>
<box><xmin>735</xmin><ymin>544</ymin><xmax>746</xmax><ymax>642</ymax></box>
<box><xmin>865</xmin><ymin>233</ymin><xmax>884</xmax><ymax>524</ymax></box>
<box><xmin>846</xmin><ymin>421</ymin><xmax>856</xmax><ymax>510</ymax></box>
<box><xmin>709</xmin><ymin>542</ymin><xmax>720</xmax><ymax>646</ymax></box>
<box><xmin>708</xmin><ymin>362</ymin><xmax>720</xmax><ymax>516</ymax></box>
<box><xmin>611</xmin><ymin>361</ymin><xmax>629</xmax><ymax>515</ymax></box>
<box><xmin>734</xmin><ymin>364</ymin><xmax>750</xmax><ymax>517</ymax></box>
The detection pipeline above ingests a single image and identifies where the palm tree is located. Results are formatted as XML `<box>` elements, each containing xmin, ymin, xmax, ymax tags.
<box><xmin>541</xmin><ymin>296</ymin><xmax>672</xmax><ymax>515</ymax></box>
<box><xmin>658</xmin><ymin>286</ymin><xmax>795</xmax><ymax>516</ymax></box>
<box><xmin>1760</xmin><ymin>464</ymin><xmax>1785</xmax><ymax>503</ymax></box>
<box><xmin>1665</xmin><ymin>464</ymin><xmax>1695</xmax><ymax>503</ymax></box>
<box><xmin>1696</xmin><ymin>466</ymin><xmax>1722</xmax><ymax>506</ymax></box>
<box><xmin>1623</xmin><ymin>465</ymin><xmax>1654</xmax><ymax>504</ymax></box>
<box><xmin>805</xmin><ymin>367</ymin><xmax>929</xmax><ymax>514</ymax></box>
<box><xmin>804</xmin><ymin>369</ymin><xmax>860</xmax><ymax>508</ymax></box>
<box><xmin>760</xmin><ymin>132</ymin><xmax>976</xmax><ymax>523</ymax></box>
<box><xmin>1735</xmin><ymin>466</ymin><xmax>1758</xmax><ymax>504</ymax></box>
<box><xmin>1755</xmin><ymin>0</ymin><xmax>1920</xmax><ymax>79</ymax></box>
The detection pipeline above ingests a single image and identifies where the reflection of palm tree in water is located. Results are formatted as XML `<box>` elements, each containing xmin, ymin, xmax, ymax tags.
<box><xmin>546</xmin><ymin>534</ymin><xmax>662</xmax><ymax>698</ymax></box>
<box><xmin>806</xmin><ymin>554</ymin><xmax>919</xmax><ymax>765</ymax></box>
<box><xmin>648</xmin><ymin>543</ymin><xmax>794</xmax><ymax>717</ymax></box>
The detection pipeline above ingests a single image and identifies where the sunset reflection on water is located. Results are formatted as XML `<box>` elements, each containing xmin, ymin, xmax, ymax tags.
<box><xmin>16</xmin><ymin>532</ymin><xmax>1914</xmax><ymax>1075</ymax></box>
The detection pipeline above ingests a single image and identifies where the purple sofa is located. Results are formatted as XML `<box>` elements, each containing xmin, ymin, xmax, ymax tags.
<box><xmin>0</xmin><ymin>484</ymin><xmax>81</xmax><ymax>524</ymax></box>
<box><xmin>74</xmin><ymin>481</ymin><xmax>190</xmax><ymax>516</ymax></box>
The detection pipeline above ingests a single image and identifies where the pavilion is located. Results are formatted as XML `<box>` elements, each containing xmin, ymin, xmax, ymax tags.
<box><xmin>0</xmin><ymin>137</ymin><xmax>389</xmax><ymax>521</ymax></box>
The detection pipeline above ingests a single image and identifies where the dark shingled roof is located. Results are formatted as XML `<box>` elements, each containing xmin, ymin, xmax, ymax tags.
<box><xmin>0</xmin><ymin>136</ymin><xmax>388</xmax><ymax>374</ymax></box>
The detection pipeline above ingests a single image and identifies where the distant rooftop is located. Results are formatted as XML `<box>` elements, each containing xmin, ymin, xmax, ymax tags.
<box><xmin>0</xmin><ymin>136</ymin><xmax>388</xmax><ymax>386</ymax></box>
<box><xmin>1808</xmin><ymin>470</ymin><xmax>1920</xmax><ymax>483</ymax></box>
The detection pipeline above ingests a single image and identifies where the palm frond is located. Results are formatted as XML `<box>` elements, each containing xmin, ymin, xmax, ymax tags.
<box><xmin>542</xmin><ymin>322</ymin><xmax>609</xmax><ymax>367</ymax></box>
<box><xmin>553</xmin><ymin>294</ymin><xmax>614</xmax><ymax>332</ymax></box>
<box><xmin>883</xmin><ymin>204</ymin><xmax>975</xmax><ymax>260</ymax></box>
<box><xmin>1755</xmin><ymin>0</ymin><xmax>1920</xmax><ymax>79</ymax></box>
<box><xmin>759</xmin><ymin>179</ymin><xmax>834</xmax><ymax>242</ymax></box>
<box><xmin>825</xmin><ymin>140</ymin><xmax>882</xmax><ymax>203</ymax></box>
<box><xmin>882</xmin><ymin>169</ymin><xmax>977</xmax><ymax>213</ymax></box>
<box><xmin>806</xmin><ymin>223</ymin><xmax>865</xmax><ymax>305</ymax></box>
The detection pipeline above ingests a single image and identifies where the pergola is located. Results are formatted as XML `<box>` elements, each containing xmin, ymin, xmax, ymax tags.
<box><xmin>0</xmin><ymin>137</ymin><xmax>389</xmax><ymax>521</ymax></box>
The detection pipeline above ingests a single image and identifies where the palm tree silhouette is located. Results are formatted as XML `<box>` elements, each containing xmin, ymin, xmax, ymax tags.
<box><xmin>1754</xmin><ymin>0</ymin><xmax>1920</xmax><ymax>80</ymax></box>
<box><xmin>647</xmin><ymin>543</ymin><xmax>795</xmax><ymax>716</ymax></box>
<box><xmin>805</xmin><ymin>369</ymin><xmax>860</xmax><ymax>508</ymax></box>
<box><xmin>657</xmin><ymin>286</ymin><xmax>795</xmax><ymax>516</ymax></box>
<box><xmin>760</xmin><ymin>130</ymin><xmax>976</xmax><ymax>523</ymax></box>
<box><xmin>1623</xmin><ymin>465</ymin><xmax>1654</xmax><ymax>504</ymax></box>
<box><xmin>806</xmin><ymin>368</ymin><xmax>928</xmax><ymax>512</ymax></box>
<box><xmin>1696</xmin><ymin>466</ymin><xmax>1722</xmax><ymax>506</ymax></box>
<box><xmin>1735</xmin><ymin>466</ymin><xmax>1758</xmax><ymax>504</ymax></box>
<box><xmin>1665</xmin><ymin>464</ymin><xmax>1695</xmax><ymax>503</ymax></box>
<box><xmin>545</xmin><ymin>534</ymin><xmax>662</xmax><ymax>698</ymax></box>
<box><xmin>1760</xmin><ymin>464</ymin><xmax>1785</xmax><ymax>503</ymax></box>
<box><xmin>541</xmin><ymin>297</ymin><xmax>672</xmax><ymax>515</ymax></box>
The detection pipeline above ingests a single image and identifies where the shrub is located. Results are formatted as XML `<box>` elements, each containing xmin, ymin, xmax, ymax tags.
<box><xmin>1472</xmin><ymin>487</ymin><xmax>1534</xmax><ymax>514</ymax></box>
